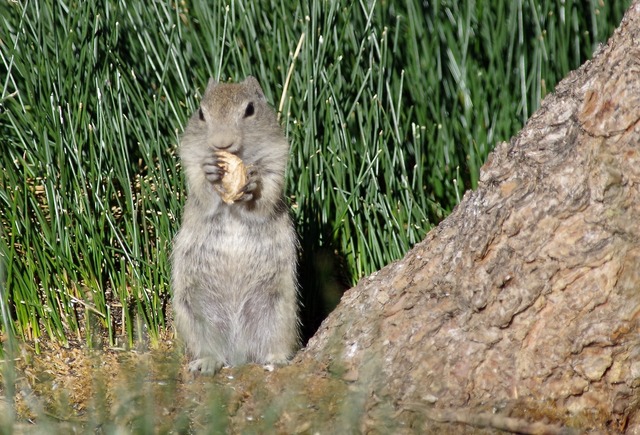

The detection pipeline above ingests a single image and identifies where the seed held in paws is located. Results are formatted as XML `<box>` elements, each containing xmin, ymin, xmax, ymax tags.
<box><xmin>213</xmin><ymin>151</ymin><xmax>248</xmax><ymax>204</ymax></box>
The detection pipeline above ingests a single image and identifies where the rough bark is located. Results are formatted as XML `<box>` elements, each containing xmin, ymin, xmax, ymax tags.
<box><xmin>160</xmin><ymin>4</ymin><xmax>640</xmax><ymax>434</ymax></box>
<box><xmin>286</xmin><ymin>2</ymin><xmax>640</xmax><ymax>432</ymax></box>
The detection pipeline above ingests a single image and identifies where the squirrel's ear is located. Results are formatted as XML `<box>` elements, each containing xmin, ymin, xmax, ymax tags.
<box><xmin>204</xmin><ymin>77</ymin><xmax>218</xmax><ymax>94</ymax></box>
<box><xmin>244</xmin><ymin>76</ymin><xmax>265</xmax><ymax>99</ymax></box>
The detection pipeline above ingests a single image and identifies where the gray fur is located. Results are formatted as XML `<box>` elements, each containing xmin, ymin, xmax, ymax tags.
<box><xmin>172</xmin><ymin>76</ymin><xmax>299</xmax><ymax>375</ymax></box>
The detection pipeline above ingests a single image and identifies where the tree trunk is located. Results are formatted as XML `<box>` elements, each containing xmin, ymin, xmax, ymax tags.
<box><xmin>224</xmin><ymin>2</ymin><xmax>640</xmax><ymax>433</ymax></box>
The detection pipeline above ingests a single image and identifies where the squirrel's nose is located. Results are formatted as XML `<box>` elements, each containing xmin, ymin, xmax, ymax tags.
<box><xmin>210</xmin><ymin>130</ymin><xmax>239</xmax><ymax>151</ymax></box>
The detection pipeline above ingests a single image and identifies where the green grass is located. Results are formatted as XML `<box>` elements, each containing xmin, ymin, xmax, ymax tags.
<box><xmin>0</xmin><ymin>0</ymin><xmax>630</xmax><ymax>348</ymax></box>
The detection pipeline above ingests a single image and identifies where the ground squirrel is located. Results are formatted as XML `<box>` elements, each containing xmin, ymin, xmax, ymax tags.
<box><xmin>171</xmin><ymin>76</ymin><xmax>299</xmax><ymax>374</ymax></box>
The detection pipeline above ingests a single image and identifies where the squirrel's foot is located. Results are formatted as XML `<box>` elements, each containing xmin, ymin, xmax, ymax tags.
<box><xmin>188</xmin><ymin>357</ymin><xmax>224</xmax><ymax>375</ymax></box>
<box><xmin>263</xmin><ymin>352</ymin><xmax>290</xmax><ymax>367</ymax></box>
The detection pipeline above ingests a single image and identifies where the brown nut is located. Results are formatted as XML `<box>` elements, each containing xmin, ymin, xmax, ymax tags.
<box><xmin>213</xmin><ymin>151</ymin><xmax>248</xmax><ymax>204</ymax></box>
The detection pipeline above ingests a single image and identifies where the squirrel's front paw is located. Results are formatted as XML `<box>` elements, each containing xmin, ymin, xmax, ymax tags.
<box><xmin>237</xmin><ymin>167</ymin><xmax>259</xmax><ymax>202</ymax></box>
<box><xmin>202</xmin><ymin>154</ymin><xmax>225</xmax><ymax>184</ymax></box>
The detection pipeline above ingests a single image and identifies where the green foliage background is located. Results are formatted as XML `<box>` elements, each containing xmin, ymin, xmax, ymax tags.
<box><xmin>0</xmin><ymin>0</ymin><xmax>630</xmax><ymax>347</ymax></box>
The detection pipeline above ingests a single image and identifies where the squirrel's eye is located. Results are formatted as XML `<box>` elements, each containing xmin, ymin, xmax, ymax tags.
<box><xmin>198</xmin><ymin>108</ymin><xmax>205</xmax><ymax>121</ymax></box>
<box><xmin>243</xmin><ymin>102</ymin><xmax>255</xmax><ymax>118</ymax></box>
